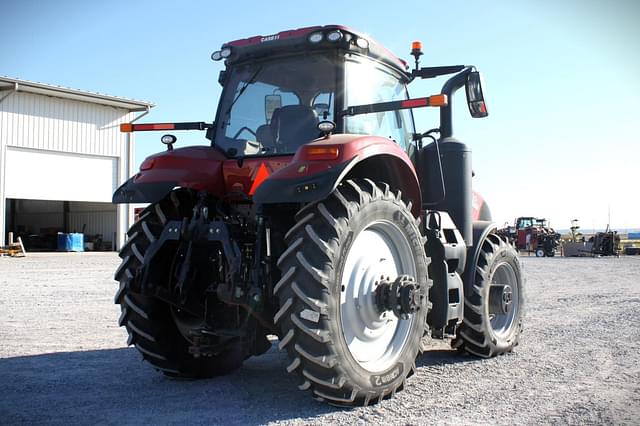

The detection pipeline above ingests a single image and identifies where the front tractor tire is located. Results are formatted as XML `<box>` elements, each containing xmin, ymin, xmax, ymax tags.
<box><xmin>114</xmin><ymin>200</ymin><xmax>243</xmax><ymax>378</ymax></box>
<box><xmin>455</xmin><ymin>233</ymin><xmax>524</xmax><ymax>357</ymax></box>
<box><xmin>275</xmin><ymin>179</ymin><xmax>431</xmax><ymax>406</ymax></box>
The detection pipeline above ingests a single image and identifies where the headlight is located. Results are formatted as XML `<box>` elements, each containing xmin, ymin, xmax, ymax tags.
<box><xmin>355</xmin><ymin>38</ymin><xmax>369</xmax><ymax>49</ymax></box>
<box><xmin>326</xmin><ymin>30</ymin><xmax>343</xmax><ymax>42</ymax></box>
<box><xmin>308</xmin><ymin>32</ymin><xmax>323</xmax><ymax>43</ymax></box>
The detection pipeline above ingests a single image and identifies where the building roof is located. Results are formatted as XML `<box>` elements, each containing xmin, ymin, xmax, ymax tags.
<box><xmin>0</xmin><ymin>76</ymin><xmax>154</xmax><ymax>111</ymax></box>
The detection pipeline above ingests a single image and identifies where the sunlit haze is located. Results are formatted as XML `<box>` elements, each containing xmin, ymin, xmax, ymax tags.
<box><xmin>2</xmin><ymin>0</ymin><xmax>638</xmax><ymax>230</ymax></box>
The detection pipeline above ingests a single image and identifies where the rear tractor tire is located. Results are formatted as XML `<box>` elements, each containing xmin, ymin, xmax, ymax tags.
<box><xmin>454</xmin><ymin>233</ymin><xmax>524</xmax><ymax>357</ymax></box>
<box><xmin>274</xmin><ymin>179</ymin><xmax>431</xmax><ymax>406</ymax></box>
<box><xmin>114</xmin><ymin>199</ymin><xmax>244</xmax><ymax>378</ymax></box>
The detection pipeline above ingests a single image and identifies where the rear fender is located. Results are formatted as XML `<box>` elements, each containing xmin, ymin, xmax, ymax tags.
<box><xmin>252</xmin><ymin>134</ymin><xmax>421</xmax><ymax>217</ymax></box>
<box><xmin>472</xmin><ymin>192</ymin><xmax>492</xmax><ymax>221</ymax></box>
<box><xmin>112</xmin><ymin>146</ymin><xmax>227</xmax><ymax>204</ymax></box>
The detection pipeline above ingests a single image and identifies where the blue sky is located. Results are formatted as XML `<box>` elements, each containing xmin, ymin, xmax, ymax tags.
<box><xmin>2</xmin><ymin>0</ymin><xmax>639</xmax><ymax>230</ymax></box>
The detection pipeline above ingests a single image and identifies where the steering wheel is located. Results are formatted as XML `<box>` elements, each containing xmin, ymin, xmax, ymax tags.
<box><xmin>232</xmin><ymin>126</ymin><xmax>257</xmax><ymax>139</ymax></box>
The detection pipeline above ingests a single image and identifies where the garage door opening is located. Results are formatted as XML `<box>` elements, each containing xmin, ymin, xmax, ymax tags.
<box><xmin>5</xmin><ymin>199</ymin><xmax>117</xmax><ymax>251</ymax></box>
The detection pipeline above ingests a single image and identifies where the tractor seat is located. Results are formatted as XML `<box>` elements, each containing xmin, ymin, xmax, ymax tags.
<box><xmin>270</xmin><ymin>105</ymin><xmax>319</xmax><ymax>152</ymax></box>
<box><xmin>255</xmin><ymin>124</ymin><xmax>274</xmax><ymax>149</ymax></box>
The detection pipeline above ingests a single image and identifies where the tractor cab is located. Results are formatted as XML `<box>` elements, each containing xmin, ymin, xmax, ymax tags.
<box><xmin>210</xmin><ymin>25</ymin><xmax>416</xmax><ymax>158</ymax></box>
<box><xmin>112</xmin><ymin>25</ymin><xmax>522</xmax><ymax>407</ymax></box>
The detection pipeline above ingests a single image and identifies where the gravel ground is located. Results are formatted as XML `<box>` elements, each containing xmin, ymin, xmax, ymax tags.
<box><xmin>1</xmin><ymin>252</ymin><xmax>639</xmax><ymax>425</ymax></box>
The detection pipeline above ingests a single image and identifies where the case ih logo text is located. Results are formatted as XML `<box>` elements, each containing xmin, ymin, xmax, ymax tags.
<box><xmin>261</xmin><ymin>34</ymin><xmax>280</xmax><ymax>43</ymax></box>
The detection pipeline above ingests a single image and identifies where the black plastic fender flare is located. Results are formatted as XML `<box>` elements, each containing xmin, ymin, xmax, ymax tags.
<box><xmin>112</xmin><ymin>177</ymin><xmax>178</xmax><ymax>204</ymax></box>
<box><xmin>252</xmin><ymin>156</ymin><xmax>357</xmax><ymax>205</ymax></box>
<box><xmin>253</xmin><ymin>154</ymin><xmax>422</xmax><ymax>217</ymax></box>
<box><xmin>464</xmin><ymin>221</ymin><xmax>498</xmax><ymax>286</ymax></box>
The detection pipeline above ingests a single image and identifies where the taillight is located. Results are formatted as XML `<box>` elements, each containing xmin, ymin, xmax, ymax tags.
<box><xmin>304</xmin><ymin>146</ymin><xmax>339</xmax><ymax>161</ymax></box>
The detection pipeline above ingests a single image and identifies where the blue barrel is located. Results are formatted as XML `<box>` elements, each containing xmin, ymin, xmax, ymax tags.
<box><xmin>628</xmin><ymin>232</ymin><xmax>640</xmax><ymax>240</ymax></box>
<box><xmin>57</xmin><ymin>233</ymin><xmax>85</xmax><ymax>252</ymax></box>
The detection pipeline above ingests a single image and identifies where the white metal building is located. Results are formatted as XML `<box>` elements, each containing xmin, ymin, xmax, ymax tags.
<box><xmin>0</xmin><ymin>76</ymin><xmax>153</xmax><ymax>250</ymax></box>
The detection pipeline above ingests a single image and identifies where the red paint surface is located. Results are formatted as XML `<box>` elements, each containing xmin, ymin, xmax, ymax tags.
<box><xmin>134</xmin><ymin>123</ymin><xmax>175</xmax><ymax>131</ymax></box>
<box><xmin>133</xmin><ymin>134</ymin><xmax>419</xmax><ymax>211</ymax></box>
<box><xmin>402</xmin><ymin>98</ymin><xmax>429</xmax><ymax>108</ymax></box>
<box><xmin>270</xmin><ymin>134</ymin><xmax>417</xmax><ymax>179</ymax></box>
<box><xmin>222</xmin><ymin>157</ymin><xmax>291</xmax><ymax>196</ymax></box>
<box><xmin>132</xmin><ymin>146</ymin><xmax>227</xmax><ymax>196</ymax></box>
<box><xmin>226</xmin><ymin>26</ymin><xmax>322</xmax><ymax>47</ymax></box>
<box><xmin>472</xmin><ymin>191</ymin><xmax>485</xmax><ymax>221</ymax></box>
<box><xmin>132</xmin><ymin>146</ymin><xmax>294</xmax><ymax>198</ymax></box>
<box><xmin>223</xmin><ymin>25</ymin><xmax>406</xmax><ymax>71</ymax></box>
<box><xmin>262</xmin><ymin>134</ymin><xmax>421</xmax><ymax>215</ymax></box>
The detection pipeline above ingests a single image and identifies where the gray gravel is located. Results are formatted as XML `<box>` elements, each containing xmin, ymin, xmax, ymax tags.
<box><xmin>1</xmin><ymin>253</ymin><xmax>639</xmax><ymax>425</ymax></box>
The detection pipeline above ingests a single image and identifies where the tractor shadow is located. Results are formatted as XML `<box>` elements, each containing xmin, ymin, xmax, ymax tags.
<box><xmin>0</xmin><ymin>345</ymin><xmax>337</xmax><ymax>425</ymax></box>
<box><xmin>0</xmin><ymin>345</ymin><xmax>484</xmax><ymax>424</ymax></box>
<box><xmin>415</xmin><ymin>348</ymin><xmax>483</xmax><ymax>368</ymax></box>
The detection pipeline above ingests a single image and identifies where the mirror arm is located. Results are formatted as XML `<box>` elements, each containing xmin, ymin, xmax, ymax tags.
<box><xmin>411</xmin><ymin>65</ymin><xmax>466</xmax><ymax>81</ymax></box>
<box><xmin>439</xmin><ymin>66</ymin><xmax>475</xmax><ymax>139</ymax></box>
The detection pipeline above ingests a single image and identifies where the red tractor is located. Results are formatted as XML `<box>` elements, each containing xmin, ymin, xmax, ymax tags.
<box><xmin>501</xmin><ymin>217</ymin><xmax>560</xmax><ymax>257</ymax></box>
<box><xmin>113</xmin><ymin>25</ymin><xmax>523</xmax><ymax>406</ymax></box>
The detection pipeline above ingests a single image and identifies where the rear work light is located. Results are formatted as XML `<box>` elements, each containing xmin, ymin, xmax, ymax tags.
<box><xmin>211</xmin><ymin>47</ymin><xmax>232</xmax><ymax>61</ymax></box>
<box><xmin>317</xmin><ymin>121</ymin><xmax>336</xmax><ymax>133</ymax></box>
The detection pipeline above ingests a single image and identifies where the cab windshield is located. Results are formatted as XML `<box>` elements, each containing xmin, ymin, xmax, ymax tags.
<box><xmin>214</xmin><ymin>54</ymin><xmax>338</xmax><ymax>157</ymax></box>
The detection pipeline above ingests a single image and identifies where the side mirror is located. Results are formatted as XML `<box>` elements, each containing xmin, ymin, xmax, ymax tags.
<box><xmin>465</xmin><ymin>71</ymin><xmax>488</xmax><ymax>118</ymax></box>
<box><xmin>264</xmin><ymin>94</ymin><xmax>282</xmax><ymax>124</ymax></box>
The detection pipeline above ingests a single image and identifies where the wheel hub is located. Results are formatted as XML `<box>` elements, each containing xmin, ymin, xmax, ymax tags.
<box><xmin>489</xmin><ymin>284</ymin><xmax>513</xmax><ymax>315</ymax></box>
<box><xmin>375</xmin><ymin>275</ymin><xmax>424</xmax><ymax>320</ymax></box>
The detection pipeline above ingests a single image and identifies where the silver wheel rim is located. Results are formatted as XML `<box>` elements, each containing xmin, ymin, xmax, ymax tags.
<box><xmin>489</xmin><ymin>262</ymin><xmax>519</xmax><ymax>338</ymax></box>
<box><xmin>340</xmin><ymin>220</ymin><xmax>416</xmax><ymax>373</ymax></box>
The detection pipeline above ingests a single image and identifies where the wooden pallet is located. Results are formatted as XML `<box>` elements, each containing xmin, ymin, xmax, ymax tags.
<box><xmin>0</xmin><ymin>237</ymin><xmax>26</xmax><ymax>257</ymax></box>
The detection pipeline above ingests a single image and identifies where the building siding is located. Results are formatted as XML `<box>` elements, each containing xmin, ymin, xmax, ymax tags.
<box><xmin>0</xmin><ymin>91</ymin><xmax>136</xmax><ymax>157</ymax></box>
<box><xmin>0</xmin><ymin>87</ymin><xmax>144</xmax><ymax>249</ymax></box>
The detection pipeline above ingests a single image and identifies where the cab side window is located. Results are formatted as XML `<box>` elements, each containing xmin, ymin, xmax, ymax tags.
<box><xmin>344</xmin><ymin>59</ymin><xmax>414</xmax><ymax>152</ymax></box>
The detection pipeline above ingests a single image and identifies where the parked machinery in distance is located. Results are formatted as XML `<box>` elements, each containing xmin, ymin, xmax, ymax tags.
<box><xmin>499</xmin><ymin>217</ymin><xmax>560</xmax><ymax>257</ymax></box>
